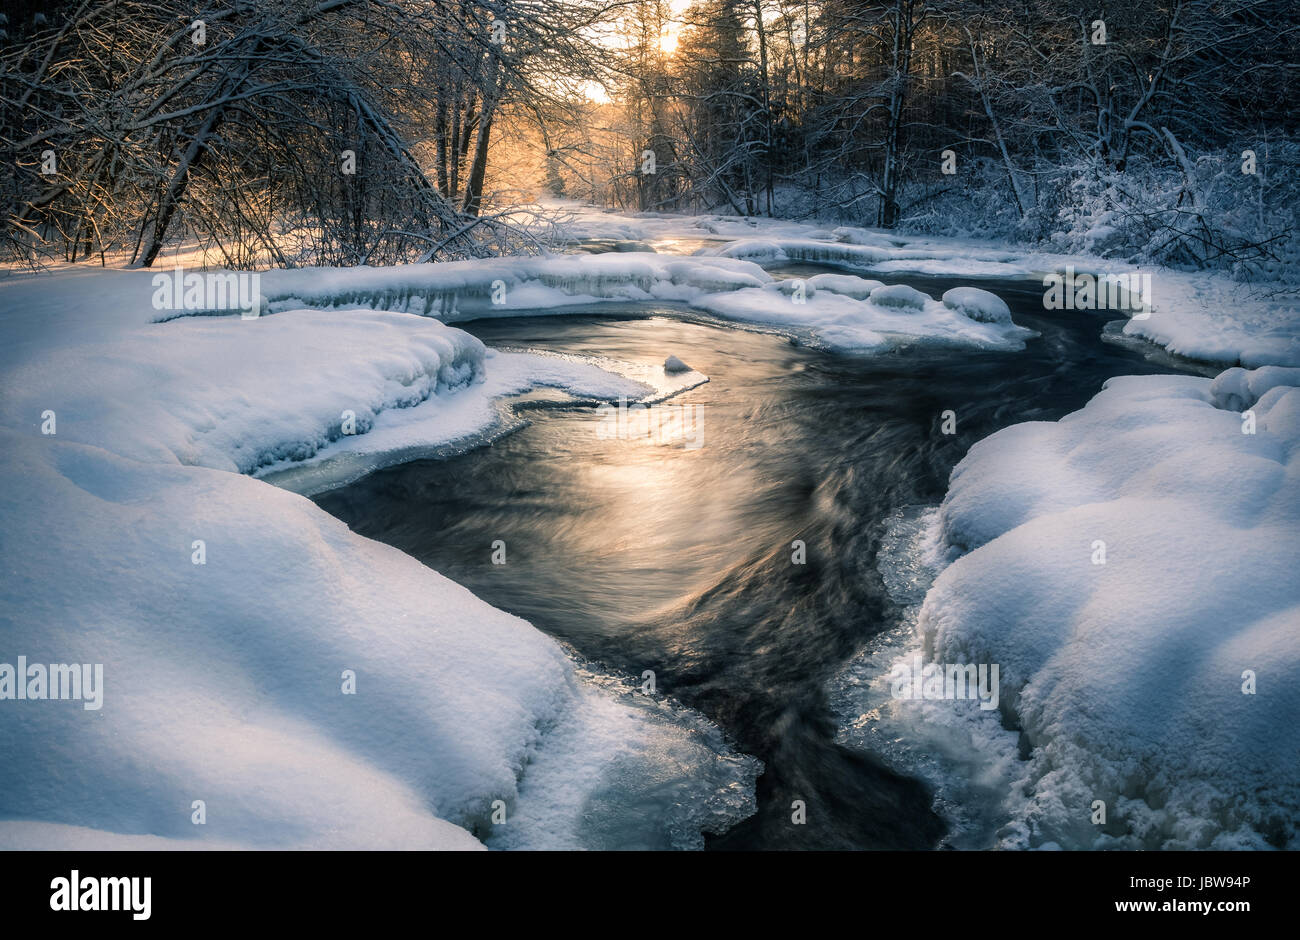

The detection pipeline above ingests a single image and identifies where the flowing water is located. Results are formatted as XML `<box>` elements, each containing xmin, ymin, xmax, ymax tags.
<box><xmin>315</xmin><ymin>267</ymin><xmax>1209</xmax><ymax>850</ymax></box>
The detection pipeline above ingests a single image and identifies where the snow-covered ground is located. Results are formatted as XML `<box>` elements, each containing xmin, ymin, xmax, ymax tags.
<box><xmin>833</xmin><ymin>368</ymin><xmax>1300</xmax><ymax>850</ymax></box>
<box><xmin>556</xmin><ymin>203</ymin><xmax>1300</xmax><ymax>369</ymax></box>
<box><xmin>0</xmin><ymin>265</ymin><xmax>760</xmax><ymax>850</ymax></box>
<box><xmin>2</xmin><ymin>204</ymin><xmax>1296</xmax><ymax>851</ymax></box>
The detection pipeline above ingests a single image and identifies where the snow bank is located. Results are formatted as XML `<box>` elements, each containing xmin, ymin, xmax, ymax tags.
<box><xmin>691</xmin><ymin>276</ymin><xmax>1033</xmax><ymax>352</ymax></box>
<box><xmin>0</xmin><ymin>270</ymin><xmax>759</xmax><ymax>850</ymax></box>
<box><xmin>712</xmin><ymin>235</ymin><xmax>1031</xmax><ymax>279</ymax></box>
<box><xmin>252</xmin><ymin>255</ymin><xmax>1028</xmax><ymax>355</ymax></box>
<box><xmin>0</xmin><ymin>430</ymin><xmax>758</xmax><ymax>849</ymax></box>
<box><xmin>1</xmin><ymin>308</ymin><xmax>494</xmax><ymax>474</ymax></box>
<box><xmin>912</xmin><ymin>369</ymin><xmax>1300</xmax><ymax>849</ymax></box>
<box><xmin>257</xmin><ymin>254</ymin><xmax>770</xmax><ymax>321</ymax></box>
<box><xmin>1124</xmin><ymin>297</ymin><xmax>1300</xmax><ymax>371</ymax></box>
<box><xmin>690</xmin><ymin>220</ymin><xmax>1300</xmax><ymax>369</ymax></box>
<box><xmin>0</xmin><ymin>288</ymin><xmax>660</xmax><ymax>489</ymax></box>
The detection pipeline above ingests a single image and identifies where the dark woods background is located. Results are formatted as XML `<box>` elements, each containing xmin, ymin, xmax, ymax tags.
<box><xmin>3</xmin><ymin>0</ymin><xmax>1298</xmax><ymax>276</ymax></box>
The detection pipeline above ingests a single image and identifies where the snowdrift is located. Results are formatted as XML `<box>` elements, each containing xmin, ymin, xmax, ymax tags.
<box><xmin>914</xmin><ymin>367</ymin><xmax>1300</xmax><ymax>849</ymax></box>
<box><xmin>253</xmin><ymin>254</ymin><xmax>1031</xmax><ymax>354</ymax></box>
<box><xmin>0</xmin><ymin>273</ymin><xmax>759</xmax><ymax>850</ymax></box>
<box><xmin>0</xmin><ymin>430</ymin><xmax>759</xmax><ymax>849</ymax></box>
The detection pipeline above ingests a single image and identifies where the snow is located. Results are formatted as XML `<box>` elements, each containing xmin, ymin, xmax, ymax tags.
<box><xmin>253</xmin><ymin>254</ymin><xmax>1033</xmax><ymax>355</ymax></box>
<box><xmin>4</xmin><ymin>201</ymin><xmax>1296</xmax><ymax>851</ymax></box>
<box><xmin>0</xmin><ymin>267</ymin><xmax>760</xmax><ymax>851</ymax></box>
<box><xmin>942</xmin><ymin>287</ymin><xmax>1013</xmax><ymax>325</ymax></box>
<box><xmin>868</xmin><ymin>283</ymin><xmax>930</xmax><ymax>310</ymax></box>
<box><xmin>551</xmin><ymin>203</ymin><xmax>1300</xmax><ymax>368</ymax></box>
<box><xmin>691</xmin><ymin>277</ymin><xmax>1033</xmax><ymax>353</ymax></box>
<box><xmin>836</xmin><ymin>369</ymin><xmax>1300</xmax><ymax>849</ymax></box>
<box><xmin>664</xmin><ymin>355</ymin><xmax>691</xmax><ymax>373</ymax></box>
<box><xmin>806</xmin><ymin>273</ymin><xmax>884</xmax><ymax>299</ymax></box>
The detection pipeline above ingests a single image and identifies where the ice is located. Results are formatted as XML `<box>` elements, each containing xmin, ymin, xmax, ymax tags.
<box><xmin>830</xmin><ymin>506</ymin><xmax>1024</xmax><ymax>850</ymax></box>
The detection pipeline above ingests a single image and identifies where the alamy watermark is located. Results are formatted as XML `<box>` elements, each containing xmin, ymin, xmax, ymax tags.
<box><xmin>0</xmin><ymin>656</ymin><xmax>103</xmax><ymax>710</ymax></box>
<box><xmin>890</xmin><ymin>656</ymin><xmax>1000</xmax><ymax>711</ymax></box>
<box><xmin>151</xmin><ymin>265</ymin><xmax>262</xmax><ymax>318</ymax></box>
<box><xmin>595</xmin><ymin>397</ymin><xmax>703</xmax><ymax>449</ymax></box>
<box><xmin>1043</xmin><ymin>266</ymin><xmax>1151</xmax><ymax>319</ymax></box>
<box><xmin>50</xmin><ymin>870</ymin><xmax>150</xmax><ymax>920</ymax></box>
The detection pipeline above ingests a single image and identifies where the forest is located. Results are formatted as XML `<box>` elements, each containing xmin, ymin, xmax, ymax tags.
<box><xmin>3</xmin><ymin>0</ymin><xmax>1298</xmax><ymax>277</ymax></box>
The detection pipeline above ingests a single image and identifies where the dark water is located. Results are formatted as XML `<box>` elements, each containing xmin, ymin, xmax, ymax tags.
<box><xmin>315</xmin><ymin>269</ymin><xmax>1206</xmax><ymax>850</ymax></box>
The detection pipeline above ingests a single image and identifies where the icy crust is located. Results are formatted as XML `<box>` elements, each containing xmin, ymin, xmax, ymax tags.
<box><xmin>258</xmin><ymin>254</ymin><xmax>771</xmax><ymax>320</ymax></box>
<box><xmin>830</xmin><ymin>507</ymin><xmax>1024</xmax><ymax>850</ymax></box>
<box><xmin>252</xmin><ymin>254</ymin><xmax>1030</xmax><ymax>355</ymax></box>
<box><xmin>711</xmin><ymin>235</ymin><xmax>1030</xmax><ymax>278</ymax></box>
<box><xmin>250</xmin><ymin>347</ymin><xmax>659</xmax><ymax>497</ymax></box>
<box><xmin>486</xmin><ymin>665</ymin><xmax>761</xmax><ymax>850</ymax></box>
<box><xmin>917</xmin><ymin>369</ymin><xmax>1300</xmax><ymax>849</ymax></box>
<box><xmin>0</xmin><ymin>430</ymin><xmax>760</xmax><ymax>849</ymax></box>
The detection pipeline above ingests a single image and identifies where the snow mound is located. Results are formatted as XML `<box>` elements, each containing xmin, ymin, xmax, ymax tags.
<box><xmin>0</xmin><ymin>430</ymin><xmax>759</xmax><ymax>849</ymax></box>
<box><xmin>1209</xmin><ymin>365</ymin><xmax>1300</xmax><ymax>411</ymax></box>
<box><xmin>806</xmin><ymin>273</ymin><xmax>884</xmax><ymax>299</ymax></box>
<box><xmin>0</xmin><ymin>266</ymin><xmax>758</xmax><ymax>850</ymax></box>
<box><xmin>664</xmin><ymin>355</ymin><xmax>692</xmax><ymax>374</ymax></box>
<box><xmin>691</xmin><ymin>280</ymin><xmax>1033</xmax><ymax>353</ymax></box>
<box><xmin>942</xmin><ymin>286</ymin><xmax>1013</xmax><ymax>324</ymax></box>
<box><xmin>1</xmin><ymin>309</ymin><xmax>489</xmax><ymax>474</ymax></box>
<box><xmin>870</xmin><ymin>283</ymin><xmax>929</xmax><ymax>310</ymax></box>
<box><xmin>919</xmin><ymin>369</ymin><xmax>1300</xmax><ymax>849</ymax></box>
